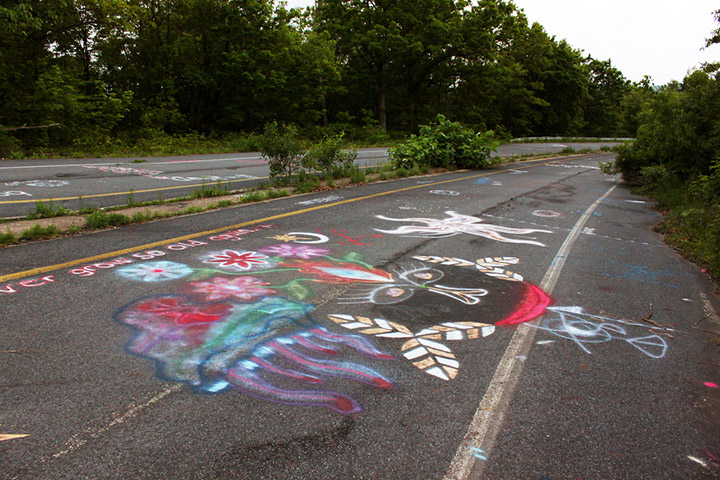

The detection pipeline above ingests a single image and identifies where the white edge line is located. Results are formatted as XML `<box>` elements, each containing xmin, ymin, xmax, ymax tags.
<box><xmin>443</xmin><ymin>183</ymin><xmax>618</xmax><ymax>480</ymax></box>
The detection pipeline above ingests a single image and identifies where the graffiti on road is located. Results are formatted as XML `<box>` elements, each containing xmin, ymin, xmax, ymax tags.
<box><xmin>0</xmin><ymin>191</ymin><xmax>32</xmax><ymax>197</ymax></box>
<box><xmin>112</xmin><ymin>240</ymin><xmax>553</xmax><ymax>413</ymax></box>
<box><xmin>375</xmin><ymin>210</ymin><xmax>552</xmax><ymax>246</ymax></box>
<box><xmin>84</xmin><ymin>165</ymin><xmax>257</xmax><ymax>182</ymax></box>
<box><xmin>329</xmin><ymin>314</ymin><xmax>494</xmax><ymax>380</ymax></box>
<box><xmin>532</xmin><ymin>306</ymin><xmax>669</xmax><ymax>358</ymax></box>
<box><xmin>5</xmin><ymin>180</ymin><xmax>70</xmax><ymax>188</ymax></box>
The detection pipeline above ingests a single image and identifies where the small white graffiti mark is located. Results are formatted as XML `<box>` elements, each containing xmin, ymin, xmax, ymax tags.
<box><xmin>0</xmin><ymin>191</ymin><xmax>32</xmax><ymax>197</ymax></box>
<box><xmin>469</xmin><ymin>447</ymin><xmax>487</xmax><ymax>460</ymax></box>
<box><xmin>296</xmin><ymin>195</ymin><xmax>343</xmax><ymax>206</ymax></box>
<box><xmin>532</xmin><ymin>306</ymin><xmax>669</xmax><ymax>358</ymax></box>
<box><xmin>5</xmin><ymin>180</ymin><xmax>69</xmax><ymax>188</ymax></box>
<box><xmin>625</xmin><ymin>200</ymin><xmax>646</xmax><ymax>204</ymax></box>
<box><xmin>508</xmin><ymin>169</ymin><xmax>528</xmax><ymax>174</ymax></box>
<box><xmin>687</xmin><ymin>456</ymin><xmax>708</xmax><ymax>467</ymax></box>
<box><xmin>532</xmin><ymin>210</ymin><xmax>561</xmax><ymax>218</ymax></box>
<box><xmin>429</xmin><ymin>190</ymin><xmax>460</xmax><ymax>196</ymax></box>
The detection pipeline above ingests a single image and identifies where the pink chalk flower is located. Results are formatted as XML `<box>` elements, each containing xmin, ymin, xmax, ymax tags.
<box><xmin>259</xmin><ymin>244</ymin><xmax>329</xmax><ymax>259</ymax></box>
<box><xmin>189</xmin><ymin>276</ymin><xmax>274</xmax><ymax>301</ymax></box>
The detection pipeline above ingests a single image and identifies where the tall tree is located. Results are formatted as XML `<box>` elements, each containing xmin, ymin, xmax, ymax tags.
<box><xmin>583</xmin><ymin>57</ymin><xmax>630</xmax><ymax>136</ymax></box>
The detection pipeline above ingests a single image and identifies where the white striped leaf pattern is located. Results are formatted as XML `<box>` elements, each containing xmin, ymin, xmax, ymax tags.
<box><xmin>413</xmin><ymin>255</ymin><xmax>523</xmax><ymax>282</ymax></box>
<box><xmin>328</xmin><ymin>314</ymin><xmax>495</xmax><ymax>381</ymax></box>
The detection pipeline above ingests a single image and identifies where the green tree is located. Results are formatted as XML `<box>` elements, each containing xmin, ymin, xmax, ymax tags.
<box><xmin>583</xmin><ymin>57</ymin><xmax>631</xmax><ymax>136</ymax></box>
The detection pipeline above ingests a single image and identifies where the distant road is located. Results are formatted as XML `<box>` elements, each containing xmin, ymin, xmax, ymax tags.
<box><xmin>0</xmin><ymin>142</ymin><xmax>620</xmax><ymax>218</ymax></box>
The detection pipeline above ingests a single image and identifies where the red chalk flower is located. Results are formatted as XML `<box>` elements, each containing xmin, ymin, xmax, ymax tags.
<box><xmin>205</xmin><ymin>250</ymin><xmax>269</xmax><ymax>270</ymax></box>
<box><xmin>136</xmin><ymin>297</ymin><xmax>232</xmax><ymax>325</ymax></box>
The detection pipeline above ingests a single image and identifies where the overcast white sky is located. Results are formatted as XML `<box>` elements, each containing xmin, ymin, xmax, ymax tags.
<box><xmin>284</xmin><ymin>0</ymin><xmax>720</xmax><ymax>85</ymax></box>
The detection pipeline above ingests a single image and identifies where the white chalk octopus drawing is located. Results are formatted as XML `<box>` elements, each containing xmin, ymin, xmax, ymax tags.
<box><xmin>375</xmin><ymin>211</ymin><xmax>552</xmax><ymax>246</ymax></box>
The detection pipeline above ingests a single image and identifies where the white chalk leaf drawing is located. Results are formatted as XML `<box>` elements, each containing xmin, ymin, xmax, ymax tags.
<box><xmin>328</xmin><ymin>314</ymin><xmax>495</xmax><ymax>380</ymax></box>
<box><xmin>413</xmin><ymin>255</ymin><xmax>524</xmax><ymax>282</ymax></box>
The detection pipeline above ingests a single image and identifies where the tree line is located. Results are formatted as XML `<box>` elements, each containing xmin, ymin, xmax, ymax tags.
<box><xmin>1</xmin><ymin>0</ymin><xmax>646</xmax><ymax>155</ymax></box>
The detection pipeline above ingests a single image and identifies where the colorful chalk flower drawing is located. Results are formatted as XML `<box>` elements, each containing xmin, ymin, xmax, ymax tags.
<box><xmin>203</xmin><ymin>250</ymin><xmax>269</xmax><ymax>270</ymax></box>
<box><xmin>258</xmin><ymin>244</ymin><xmax>329</xmax><ymax>259</ymax></box>
<box><xmin>375</xmin><ymin>210</ymin><xmax>552</xmax><ymax>246</ymax></box>
<box><xmin>188</xmin><ymin>276</ymin><xmax>274</xmax><ymax>301</ymax></box>
<box><xmin>117</xmin><ymin>261</ymin><xmax>194</xmax><ymax>282</ymax></box>
<box><xmin>114</xmin><ymin>244</ymin><xmax>556</xmax><ymax>414</ymax></box>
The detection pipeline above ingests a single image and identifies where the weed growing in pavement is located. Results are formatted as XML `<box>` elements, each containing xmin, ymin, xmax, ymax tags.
<box><xmin>85</xmin><ymin>210</ymin><xmax>130</xmax><ymax>229</ymax></box>
<box><xmin>266</xmin><ymin>189</ymin><xmax>288</xmax><ymax>199</ymax></box>
<box><xmin>393</xmin><ymin>167</ymin><xmax>409</xmax><ymax>178</ymax></box>
<box><xmin>27</xmin><ymin>200</ymin><xmax>71</xmax><ymax>220</ymax></box>
<box><xmin>0</xmin><ymin>229</ymin><xmax>16</xmax><ymax>245</ymax></box>
<box><xmin>130</xmin><ymin>211</ymin><xmax>153</xmax><ymax>223</ymax></box>
<box><xmin>240</xmin><ymin>191</ymin><xmax>265</xmax><ymax>203</ymax></box>
<box><xmin>19</xmin><ymin>224</ymin><xmax>59</xmax><ymax>241</ymax></box>
<box><xmin>349</xmin><ymin>165</ymin><xmax>366</xmax><ymax>183</ymax></box>
<box><xmin>188</xmin><ymin>181</ymin><xmax>230</xmax><ymax>199</ymax></box>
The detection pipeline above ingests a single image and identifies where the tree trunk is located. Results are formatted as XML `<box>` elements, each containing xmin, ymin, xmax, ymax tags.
<box><xmin>408</xmin><ymin>95</ymin><xmax>416</xmax><ymax>133</ymax></box>
<box><xmin>320</xmin><ymin>76</ymin><xmax>328</xmax><ymax>128</ymax></box>
<box><xmin>378</xmin><ymin>88</ymin><xmax>387</xmax><ymax>132</ymax></box>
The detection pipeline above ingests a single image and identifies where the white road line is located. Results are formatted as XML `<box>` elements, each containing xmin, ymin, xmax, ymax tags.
<box><xmin>443</xmin><ymin>183</ymin><xmax>618</xmax><ymax>480</ymax></box>
<box><xmin>46</xmin><ymin>384</ymin><xmax>183</xmax><ymax>462</ymax></box>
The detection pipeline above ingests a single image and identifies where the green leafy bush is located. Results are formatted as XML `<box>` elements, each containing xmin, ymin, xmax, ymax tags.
<box><xmin>388</xmin><ymin>115</ymin><xmax>499</xmax><ymax>170</ymax></box>
<box><xmin>690</xmin><ymin>160</ymin><xmax>720</xmax><ymax>204</ymax></box>
<box><xmin>259</xmin><ymin>122</ymin><xmax>307</xmax><ymax>182</ymax></box>
<box><xmin>302</xmin><ymin>133</ymin><xmax>358</xmax><ymax>175</ymax></box>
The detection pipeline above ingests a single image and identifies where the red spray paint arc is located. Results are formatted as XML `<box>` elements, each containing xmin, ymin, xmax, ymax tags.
<box><xmin>496</xmin><ymin>283</ymin><xmax>552</xmax><ymax>326</ymax></box>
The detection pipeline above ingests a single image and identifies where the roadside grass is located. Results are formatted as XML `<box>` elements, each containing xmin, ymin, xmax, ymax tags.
<box><xmin>19</xmin><ymin>224</ymin><xmax>59</xmax><ymax>241</ymax></box>
<box><xmin>26</xmin><ymin>200</ymin><xmax>72</xmax><ymax>220</ymax></box>
<box><xmin>0</xmin><ymin>149</ymin><xmax>607</xmax><ymax>248</ymax></box>
<box><xmin>640</xmin><ymin>183</ymin><xmax>720</xmax><ymax>281</ymax></box>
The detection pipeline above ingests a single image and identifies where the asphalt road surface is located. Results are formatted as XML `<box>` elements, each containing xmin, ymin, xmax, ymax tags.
<box><xmin>1</xmin><ymin>153</ymin><xmax>719</xmax><ymax>479</ymax></box>
<box><xmin>0</xmin><ymin>143</ymin><xmax>619</xmax><ymax>218</ymax></box>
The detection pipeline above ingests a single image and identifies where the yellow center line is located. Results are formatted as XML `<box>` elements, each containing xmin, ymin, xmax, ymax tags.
<box><xmin>0</xmin><ymin>155</ymin><xmax>600</xmax><ymax>284</ymax></box>
<box><xmin>0</xmin><ymin>176</ymin><xmax>269</xmax><ymax>204</ymax></box>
